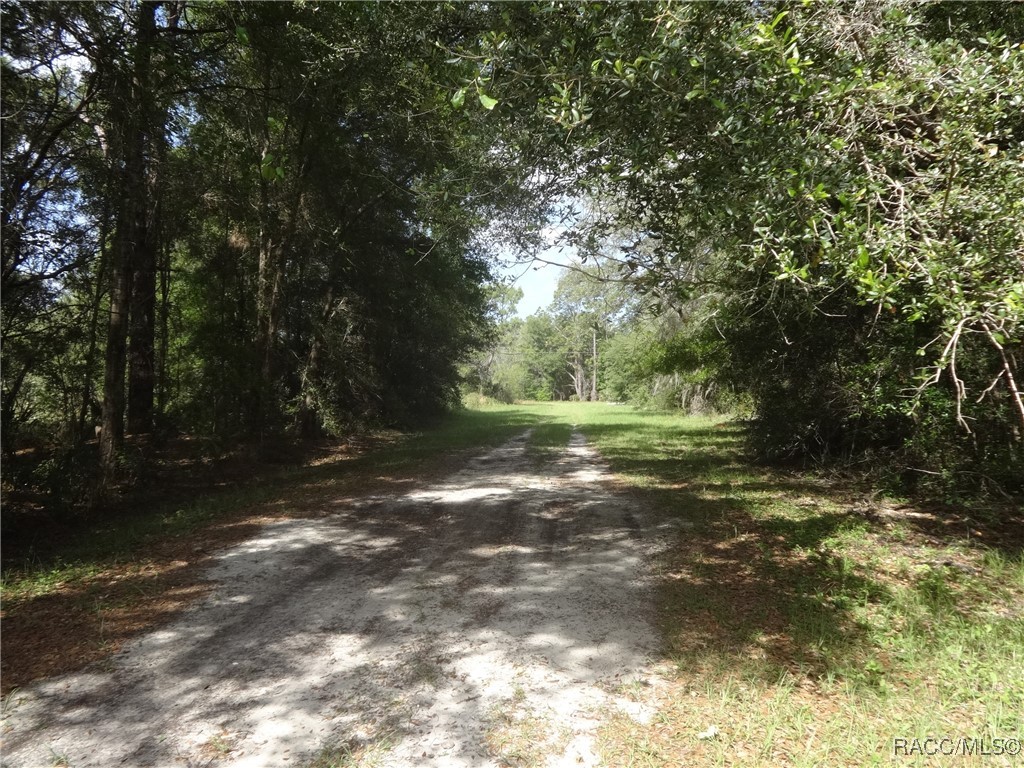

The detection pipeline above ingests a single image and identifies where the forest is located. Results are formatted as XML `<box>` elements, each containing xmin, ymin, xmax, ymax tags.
<box><xmin>3</xmin><ymin>3</ymin><xmax>1024</xmax><ymax>766</ymax></box>
<box><xmin>3</xmin><ymin>0</ymin><xmax>1022</xmax><ymax>506</ymax></box>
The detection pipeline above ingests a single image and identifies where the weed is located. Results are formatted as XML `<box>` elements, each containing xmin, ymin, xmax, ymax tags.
<box><xmin>485</xmin><ymin>698</ymin><xmax>567</xmax><ymax>768</ymax></box>
<box><xmin>201</xmin><ymin>729</ymin><xmax>234</xmax><ymax>757</ymax></box>
<box><xmin>1</xmin><ymin>687</ymin><xmax>21</xmax><ymax>715</ymax></box>
<box><xmin>305</xmin><ymin>733</ymin><xmax>394</xmax><ymax>768</ymax></box>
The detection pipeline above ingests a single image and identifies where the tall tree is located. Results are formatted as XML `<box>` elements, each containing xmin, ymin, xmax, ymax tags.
<box><xmin>466</xmin><ymin>0</ymin><xmax>1024</xmax><ymax>495</ymax></box>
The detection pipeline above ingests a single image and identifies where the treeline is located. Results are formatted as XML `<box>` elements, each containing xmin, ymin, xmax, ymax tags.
<box><xmin>472</xmin><ymin>264</ymin><xmax>738</xmax><ymax>413</ymax></box>
<box><xmin>1</xmin><ymin>2</ymin><xmax>549</xmax><ymax>487</ymax></box>
<box><xmin>4</xmin><ymin>1</ymin><xmax>1023</xmax><ymax>505</ymax></box>
<box><xmin>469</xmin><ymin>2</ymin><xmax>1023</xmax><ymax>500</ymax></box>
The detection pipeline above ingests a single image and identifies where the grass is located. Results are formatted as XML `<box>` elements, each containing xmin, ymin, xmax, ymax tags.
<box><xmin>524</xmin><ymin>417</ymin><xmax>575</xmax><ymax>469</ymax></box>
<box><xmin>513</xmin><ymin>402</ymin><xmax>1023</xmax><ymax>768</ymax></box>
<box><xmin>4</xmin><ymin>399</ymin><xmax>1021</xmax><ymax>766</ymax></box>
<box><xmin>485</xmin><ymin>693</ymin><xmax>570</xmax><ymax>768</ymax></box>
<box><xmin>305</xmin><ymin>736</ymin><xmax>395</xmax><ymax>768</ymax></box>
<box><xmin>197</xmin><ymin>729</ymin><xmax>236</xmax><ymax>761</ymax></box>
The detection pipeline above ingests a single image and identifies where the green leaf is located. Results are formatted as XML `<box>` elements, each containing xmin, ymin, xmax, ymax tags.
<box><xmin>451</xmin><ymin>87</ymin><xmax>466</xmax><ymax>109</ymax></box>
<box><xmin>856</xmin><ymin>246</ymin><xmax>870</xmax><ymax>269</ymax></box>
<box><xmin>259</xmin><ymin>153</ymin><xmax>280</xmax><ymax>181</ymax></box>
<box><xmin>235</xmin><ymin>26</ymin><xmax>250</xmax><ymax>46</ymax></box>
<box><xmin>478</xmin><ymin>92</ymin><xmax>498</xmax><ymax>110</ymax></box>
<box><xmin>769</xmin><ymin>10</ymin><xmax>789</xmax><ymax>30</ymax></box>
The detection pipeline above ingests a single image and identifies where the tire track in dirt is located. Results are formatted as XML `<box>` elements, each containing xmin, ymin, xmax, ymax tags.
<box><xmin>1</xmin><ymin>429</ymin><xmax>672</xmax><ymax>768</ymax></box>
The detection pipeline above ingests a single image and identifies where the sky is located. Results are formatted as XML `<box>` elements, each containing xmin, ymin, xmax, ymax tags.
<box><xmin>495</xmin><ymin>223</ymin><xmax>579</xmax><ymax>318</ymax></box>
<box><xmin>502</xmin><ymin>252</ymin><xmax>567</xmax><ymax>317</ymax></box>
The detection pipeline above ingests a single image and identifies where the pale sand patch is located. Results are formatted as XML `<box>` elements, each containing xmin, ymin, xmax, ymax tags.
<box><xmin>1</xmin><ymin>430</ymin><xmax>675</xmax><ymax>768</ymax></box>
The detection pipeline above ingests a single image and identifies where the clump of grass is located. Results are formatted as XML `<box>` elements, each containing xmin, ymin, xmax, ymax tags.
<box><xmin>485</xmin><ymin>695</ymin><xmax>569</xmax><ymax>768</ymax></box>
<box><xmin>198</xmin><ymin>728</ymin><xmax>235</xmax><ymax>760</ymax></box>
<box><xmin>305</xmin><ymin>734</ymin><xmax>394</xmax><ymax>768</ymax></box>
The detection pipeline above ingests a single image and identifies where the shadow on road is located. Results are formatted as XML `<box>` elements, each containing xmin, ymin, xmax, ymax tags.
<box><xmin>2</xmin><ymin>428</ymin><xmax>658</xmax><ymax>768</ymax></box>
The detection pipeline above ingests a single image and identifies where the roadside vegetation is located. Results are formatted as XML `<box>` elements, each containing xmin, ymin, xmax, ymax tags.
<box><xmin>527</xmin><ymin>402</ymin><xmax>1024</xmax><ymax>768</ymax></box>
<box><xmin>2</xmin><ymin>400</ymin><xmax>1021</xmax><ymax>765</ymax></box>
<box><xmin>3</xmin><ymin>0</ymin><xmax>1022</xmax><ymax>762</ymax></box>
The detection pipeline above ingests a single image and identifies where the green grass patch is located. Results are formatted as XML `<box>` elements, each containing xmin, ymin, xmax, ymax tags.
<box><xmin>482</xmin><ymin>402</ymin><xmax>1023</xmax><ymax>767</ymax></box>
<box><xmin>525</xmin><ymin>418</ymin><xmax>575</xmax><ymax>468</ymax></box>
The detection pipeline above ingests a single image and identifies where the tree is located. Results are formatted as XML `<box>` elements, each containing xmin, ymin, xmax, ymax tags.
<box><xmin>1</xmin><ymin>1</ymin><xmax>553</xmax><ymax>497</ymax></box>
<box><xmin>2</xmin><ymin>4</ymin><xmax>98</xmax><ymax>450</ymax></box>
<box><xmin>465</xmin><ymin>0</ymin><xmax>1024</xmax><ymax>496</ymax></box>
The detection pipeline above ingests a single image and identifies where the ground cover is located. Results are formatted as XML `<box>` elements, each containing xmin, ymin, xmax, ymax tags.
<box><xmin>2</xmin><ymin>401</ymin><xmax>1020</xmax><ymax>767</ymax></box>
<box><xmin>531</xmin><ymin>403</ymin><xmax>1023</xmax><ymax>768</ymax></box>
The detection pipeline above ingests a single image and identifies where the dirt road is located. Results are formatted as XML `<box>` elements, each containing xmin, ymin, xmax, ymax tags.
<box><xmin>1</xmin><ymin>431</ymin><xmax>673</xmax><ymax>767</ymax></box>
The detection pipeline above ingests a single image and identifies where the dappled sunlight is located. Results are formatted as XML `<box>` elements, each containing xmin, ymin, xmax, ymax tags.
<box><xmin>2</xmin><ymin>424</ymin><xmax>662</xmax><ymax>768</ymax></box>
<box><xmin>406</xmin><ymin>486</ymin><xmax>514</xmax><ymax>503</ymax></box>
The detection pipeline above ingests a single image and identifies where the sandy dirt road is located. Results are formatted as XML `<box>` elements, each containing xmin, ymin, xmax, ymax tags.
<box><xmin>1</xmin><ymin>430</ymin><xmax>676</xmax><ymax>768</ymax></box>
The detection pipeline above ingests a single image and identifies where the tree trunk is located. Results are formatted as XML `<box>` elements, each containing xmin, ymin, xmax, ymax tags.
<box><xmin>1</xmin><ymin>364</ymin><xmax>31</xmax><ymax>458</ymax></box>
<box><xmin>252</xmin><ymin>56</ymin><xmax>276</xmax><ymax>435</ymax></box>
<box><xmin>570</xmin><ymin>357</ymin><xmax>587</xmax><ymax>401</ymax></box>
<box><xmin>126</xmin><ymin>199</ymin><xmax>156</xmax><ymax>434</ymax></box>
<box><xmin>127</xmin><ymin>0</ymin><xmax>179</xmax><ymax>435</ymax></box>
<box><xmin>253</xmin><ymin>110</ymin><xmax>311</xmax><ymax>436</ymax></box>
<box><xmin>254</xmin><ymin>231</ymin><xmax>281</xmax><ymax>435</ymax></box>
<box><xmin>101</xmin><ymin>234</ymin><xmax>131</xmax><ymax>471</ymax></box>
<box><xmin>101</xmin><ymin>0</ymin><xmax>158</xmax><ymax>474</ymax></box>
<box><xmin>156</xmin><ymin>238</ymin><xmax>171</xmax><ymax>421</ymax></box>
<box><xmin>77</xmin><ymin>219</ymin><xmax>109</xmax><ymax>443</ymax></box>
<box><xmin>296</xmin><ymin>287</ymin><xmax>337</xmax><ymax>439</ymax></box>
<box><xmin>73</xmin><ymin>143</ymin><xmax>114</xmax><ymax>444</ymax></box>
<box><xmin>590</xmin><ymin>325</ymin><xmax>598</xmax><ymax>401</ymax></box>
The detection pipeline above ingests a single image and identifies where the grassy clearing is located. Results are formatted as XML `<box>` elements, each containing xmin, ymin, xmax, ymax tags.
<box><xmin>520</xmin><ymin>402</ymin><xmax>1022</xmax><ymax>767</ymax></box>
